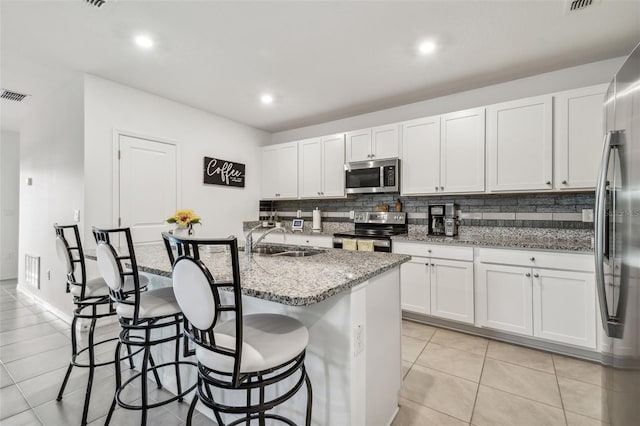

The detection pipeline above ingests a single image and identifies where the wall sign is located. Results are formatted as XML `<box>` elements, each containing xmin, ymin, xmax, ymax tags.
<box><xmin>203</xmin><ymin>156</ymin><xmax>245</xmax><ymax>188</ymax></box>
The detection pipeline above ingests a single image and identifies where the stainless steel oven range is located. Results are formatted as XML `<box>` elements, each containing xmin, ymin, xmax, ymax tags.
<box><xmin>333</xmin><ymin>211</ymin><xmax>407</xmax><ymax>253</ymax></box>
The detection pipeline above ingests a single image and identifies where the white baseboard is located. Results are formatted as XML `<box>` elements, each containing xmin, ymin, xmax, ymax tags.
<box><xmin>16</xmin><ymin>284</ymin><xmax>120</xmax><ymax>330</ymax></box>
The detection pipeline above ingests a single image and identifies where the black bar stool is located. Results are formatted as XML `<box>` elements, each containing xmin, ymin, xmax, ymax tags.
<box><xmin>54</xmin><ymin>224</ymin><xmax>145</xmax><ymax>426</ymax></box>
<box><xmin>93</xmin><ymin>226</ymin><xmax>197</xmax><ymax>426</ymax></box>
<box><xmin>163</xmin><ymin>233</ymin><xmax>312</xmax><ymax>426</ymax></box>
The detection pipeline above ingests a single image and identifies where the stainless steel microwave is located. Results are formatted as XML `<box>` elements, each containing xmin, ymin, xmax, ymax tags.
<box><xmin>345</xmin><ymin>158</ymin><xmax>400</xmax><ymax>194</ymax></box>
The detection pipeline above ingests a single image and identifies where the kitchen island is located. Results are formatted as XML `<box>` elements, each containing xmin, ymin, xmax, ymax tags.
<box><xmin>91</xmin><ymin>242</ymin><xmax>410</xmax><ymax>426</ymax></box>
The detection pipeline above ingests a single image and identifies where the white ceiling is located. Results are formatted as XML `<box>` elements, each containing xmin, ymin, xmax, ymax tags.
<box><xmin>1</xmin><ymin>0</ymin><xmax>639</xmax><ymax>133</ymax></box>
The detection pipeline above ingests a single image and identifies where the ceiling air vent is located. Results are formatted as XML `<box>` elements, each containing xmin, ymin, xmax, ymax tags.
<box><xmin>85</xmin><ymin>0</ymin><xmax>106</xmax><ymax>8</ymax></box>
<box><xmin>0</xmin><ymin>89</ymin><xmax>29</xmax><ymax>102</ymax></box>
<box><xmin>566</xmin><ymin>0</ymin><xmax>598</xmax><ymax>13</ymax></box>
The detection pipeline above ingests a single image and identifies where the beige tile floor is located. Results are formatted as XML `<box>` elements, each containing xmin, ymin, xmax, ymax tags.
<box><xmin>0</xmin><ymin>279</ymin><xmax>609</xmax><ymax>425</ymax></box>
<box><xmin>394</xmin><ymin>320</ymin><xmax>610</xmax><ymax>426</ymax></box>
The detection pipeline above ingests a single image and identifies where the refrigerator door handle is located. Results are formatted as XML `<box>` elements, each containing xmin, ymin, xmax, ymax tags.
<box><xmin>594</xmin><ymin>130</ymin><xmax>623</xmax><ymax>338</ymax></box>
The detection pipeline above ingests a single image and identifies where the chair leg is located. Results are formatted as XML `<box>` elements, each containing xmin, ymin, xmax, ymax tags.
<box><xmin>174</xmin><ymin>315</ymin><xmax>183</xmax><ymax>402</ymax></box>
<box><xmin>79</xmin><ymin>316</ymin><xmax>98</xmax><ymax>426</ymax></box>
<box><xmin>258</xmin><ymin>374</ymin><xmax>266</xmax><ymax>426</ymax></box>
<box><xmin>105</xmin><ymin>340</ymin><xmax>123</xmax><ymax>426</ymax></box>
<box><xmin>304</xmin><ymin>369</ymin><xmax>313</xmax><ymax>426</ymax></box>
<box><xmin>148</xmin><ymin>352</ymin><xmax>163</xmax><ymax>389</ymax></box>
<box><xmin>126</xmin><ymin>343</ymin><xmax>135</xmax><ymax>369</ymax></box>
<box><xmin>140</xmin><ymin>329</ymin><xmax>152</xmax><ymax>426</ymax></box>
<box><xmin>56</xmin><ymin>314</ymin><xmax>79</xmax><ymax>400</ymax></box>
<box><xmin>186</xmin><ymin>392</ymin><xmax>199</xmax><ymax>426</ymax></box>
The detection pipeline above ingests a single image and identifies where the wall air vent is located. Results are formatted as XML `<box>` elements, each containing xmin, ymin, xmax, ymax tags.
<box><xmin>0</xmin><ymin>89</ymin><xmax>29</xmax><ymax>102</ymax></box>
<box><xmin>85</xmin><ymin>0</ymin><xmax>106</xmax><ymax>7</ymax></box>
<box><xmin>566</xmin><ymin>0</ymin><xmax>598</xmax><ymax>13</ymax></box>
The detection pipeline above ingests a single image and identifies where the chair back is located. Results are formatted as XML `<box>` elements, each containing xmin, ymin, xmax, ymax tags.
<box><xmin>163</xmin><ymin>233</ymin><xmax>245</xmax><ymax>385</ymax></box>
<box><xmin>93</xmin><ymin>226</ymin><xmax>144</xmax><ymax>323</ymax></box>
<box><xmin>54</xmin><ymin>224</ymin><xmax>88</xmax><ymax>298</ymax></box>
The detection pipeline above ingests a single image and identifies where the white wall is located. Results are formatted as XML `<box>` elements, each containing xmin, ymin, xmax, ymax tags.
<box><xmin>17</xmin><ymin>77</ymin><xmax>84</xmax><ymax>317</ymax></box>
<box><xmin>83</xmin><ymin>75</ymin><xmax>270</xmax><ymax>247</ymax></box>
<box><xmin>271</xmin><ymin>57</ymin><xmax>625</xmax><ymax>143</ymax></box>
<box><xmin>0</xmin><ymin>130</ymin><xmax>20</xmax><ymax>279</ymax></box>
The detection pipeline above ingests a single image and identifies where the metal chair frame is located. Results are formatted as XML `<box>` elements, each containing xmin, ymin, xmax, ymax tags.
<box><xmin>54</xmin><ymin>224</ymin><xmax>143</xmax><ymax>426</ymax></box>
<box><xmin>163</xmin><ymin>233</ymin><xmax>312</xmax><ymax>426</ymax></box>
<box><xmin>93</xmin><ymin>226</ymin><xmax>196</xmax><ymax>426</ymax></box>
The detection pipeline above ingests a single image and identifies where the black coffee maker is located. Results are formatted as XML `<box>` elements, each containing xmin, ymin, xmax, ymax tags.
<box><xmin>428</xmin><ymin>203</ymin><xmax>458</xmax><ymax>236</ymax></box>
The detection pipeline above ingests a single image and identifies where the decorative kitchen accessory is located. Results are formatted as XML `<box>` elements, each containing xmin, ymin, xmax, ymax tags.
<box><xmin>166</xmin><ymin>209</ymin><xmax>201</xmax><ymax>236</ymax></box>
<box><xmin>291</xmin><ymin>219</ymin><xmax>304</xmax><ymax>232</ymax></box>
<box><xmin>312</xmin><ymin>207</ymin><xmax>322</xmax><ymax>232</ymax></box>
<box><xmin>375</xmin><ymin>204</ymin><xmax>389</xmax><ymax>212</ymax></box>
<box><xmin>395</xmin><ymin>199</ymin><xmax>402</xmax><ymax>212</ymax></box>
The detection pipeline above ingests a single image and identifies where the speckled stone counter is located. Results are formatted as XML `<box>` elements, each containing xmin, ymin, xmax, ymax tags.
<box><xmin>393</xmin><ymin>225</ymin><xmax>593</xmax><ymax>253</ymax></box>
<box><xmin>243</xmin><ymin>220</ymin><xmax>353</xmax><ymax>236</ymax></box>
<box><xmin>89</xmin><ymin>243</ymin><xmax>409</xmax><ymax>306</ymax></box>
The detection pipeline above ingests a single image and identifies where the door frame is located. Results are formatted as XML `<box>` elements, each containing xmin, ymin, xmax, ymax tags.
<box><xmin>111</xmin><ymin>129</ymin><xmax>182</xmax><ymax>230</ymax></box>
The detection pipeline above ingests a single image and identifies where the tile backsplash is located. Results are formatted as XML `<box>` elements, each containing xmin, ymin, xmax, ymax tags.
<box><xmin>270</xmin><ymin>192</ymin><xmax>595</xmax><ymax>229</ymax></box>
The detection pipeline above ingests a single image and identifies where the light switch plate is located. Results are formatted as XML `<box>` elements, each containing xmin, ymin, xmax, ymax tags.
<box><xmin>73</xmin><ymin>209</ymin><xmax>80</xmax><ymax>222</ymax></box>
<box><xmin>582</xmin><ymin>209</ymin><xmax>594</xmax><ymax>223</ymax></box>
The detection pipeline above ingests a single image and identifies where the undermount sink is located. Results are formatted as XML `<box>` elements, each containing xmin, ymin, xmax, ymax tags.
<box><xmin>250</xmin><ymin>246</ymin><xmax>325</xmax><ymax>257</ymax></box>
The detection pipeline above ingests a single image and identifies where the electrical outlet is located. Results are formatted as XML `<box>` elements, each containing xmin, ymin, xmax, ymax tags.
<box><xmin>73</xmin><ymin>209</ymin><xmax>80</xmax><ymax>222</ymax></box>
<box><xmin>353</xmin><ymin>324</ymin><xmax>364</xmax><ymax>356</ymax></box>
<box><xmin>582</xmin><ymin>209</ymin><xmax>594</xmax><ymax>223</ymax></box>
<box><xmin>349</xmin><ymin>210</ymin><xmax>355</xmax><ymax>219</ymax></box>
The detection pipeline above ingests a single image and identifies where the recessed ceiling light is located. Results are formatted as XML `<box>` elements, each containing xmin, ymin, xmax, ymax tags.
<box><xmin>418</xmin><ymin>41</ymin><xmax>436</xmax><ymax>55</ymax></box>
<box><xmin>260</xmin><ymin>94</ymin><xmax>274</xmax><ymax>105</ymax></box>
<box><xmin>134</xmin><ymin>35</ymin><xmax>154</xmax><ymax>49</ymax></box>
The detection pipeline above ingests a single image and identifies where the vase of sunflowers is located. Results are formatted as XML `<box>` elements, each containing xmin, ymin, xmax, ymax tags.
<box><xmin>166</xmin><ymin>209</ymin><xmax>201</xmax><ymax>236</ymax></box>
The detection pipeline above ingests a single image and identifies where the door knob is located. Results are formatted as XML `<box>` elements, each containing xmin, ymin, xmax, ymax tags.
<box><xmin>435</xmin><ymin>186</ymin><xmax>439</xmax><ymax>191</ymax></box>
<box><xmin>529</xmin><ymin>257</ymin><xmax>535</xmax><ymax>261</ymax></box>
<box><xmin>562</xmin><ymin>180</ymin><xmax>567</xmax><ymax>185</ymax></box>
<box><xmin>440</xmin><ymin>186</ymin><xmax>444</xmax><ymax>191</ymax></box>
<box><xmin>533</xmin><ymin>273</ymin><xmax>539</xmax><ymax>278</ymax></box>
<box><xmin>525</xmin><ymin>272</ymin><xmax>531</xmax><ymax>277</ymax></box>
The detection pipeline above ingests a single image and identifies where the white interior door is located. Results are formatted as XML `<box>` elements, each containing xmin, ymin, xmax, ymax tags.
<box><xmin>119</xmin><ymin>135</ymin><xmax>177</xmax><ymax>243</ymax></box>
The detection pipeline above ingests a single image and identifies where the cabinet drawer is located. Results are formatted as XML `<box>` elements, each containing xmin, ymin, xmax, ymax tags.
<box><xmin>393</xmin><ymin>242</ymin><xmax>473</xmax><ymax>261</ymax></box>
<box><xmin>477</xmin><ymin>248</ymin><xmax>594</xmax><ymax>272</ymax></box>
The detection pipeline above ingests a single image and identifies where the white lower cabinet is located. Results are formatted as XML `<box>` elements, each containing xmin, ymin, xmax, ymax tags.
<box><xmin>475</xmin><ymin>263</ymin><xmax>534</xmax><ymax>335</ymax></box>
<box><xmin>394</xmin><ymin>242</ymin><xmax>474</xmax><ymax>324</ymax></box>
<box><xmin>400</xmin><ymin>257</ymin><xmax>430</xmax><ymax>315</ymax></box>
<box><xmin>475</xmin><ymin>248</ymin><xmax>596</xmax><ymax>349</ymax></box>
<box><xmin>533</xmin><ymin>268</ymin><xmax>596</xmax><ymax>348</ymax></box>
<box><xmin>430</xmin><ymin>258</ymin><xmax>474</xmax><ymax>323</ymax></box>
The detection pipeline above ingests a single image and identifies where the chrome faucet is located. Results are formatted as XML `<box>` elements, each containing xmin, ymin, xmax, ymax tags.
<box><xmin>244</xmin><ymin>225</ymin><xmax>287</xmax><ymax>257</ymax></box>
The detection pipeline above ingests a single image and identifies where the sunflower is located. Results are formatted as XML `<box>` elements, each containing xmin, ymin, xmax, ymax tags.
<box><xmin>166</xmin><ymin>209</ymin><xmax>201</xmax><ymax>226</ymax></box>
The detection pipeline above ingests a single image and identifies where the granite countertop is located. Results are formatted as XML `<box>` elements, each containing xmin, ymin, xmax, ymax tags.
<box><xmin>393</xmin><ymin>226</ymin><xmax>593</xmax><ymax>253</ymax></box>
<box><xmin>243</xmin><ymin>221</ymin><xmax>352</xmax><ymax>237</ymax></box>
<box><xmin>88</xmin><ymin>243</ymin><xmax>410</xmax><ymax>306</ymax></box>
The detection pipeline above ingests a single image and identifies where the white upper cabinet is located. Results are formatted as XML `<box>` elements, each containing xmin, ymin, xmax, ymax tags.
<box><xmin>298</xmin><ymin>134</ymin><xmax>345</xmax><ymax>198</ymax></box>
<box><xmin>401</xmin><ymin>108</ymin><xmax>485</xmax><ymax>195</ymax></box>
<box><xmin>321</xmin><ymin>134</ymin><xmax>346</xmax><ymax>197</ymax></box>
<box><xmin>440</xmin><ymin>108</ymin><xmax>486</xmax><ymax>193</ymax></box>
<box><xmin>298</xmin><ymin>138</ymin><xmax>323</xmax><ymax>198</ymax></box>
<box><xmin>553</xmin><ymin>84</ymin><xmax>607</xmax><ymax>190</ymax></box>
<box><xmin>261</xmin><ymin>141</ymin><xmax>298</xmax><ymax>200</ymax></box>
<box><xmin>401</xmin><ymin>116</ymin><xmax>440</xmax><ymax>195</ymax></box>
<box><xmin>487</xmin><ymin>95</ymin><xmax>553</xmax><ymax>191</ymax></box>
<box><xmin>346</xmin><ymin>124</ymin><xmax>400</xmax><ymax>162</ymax></box>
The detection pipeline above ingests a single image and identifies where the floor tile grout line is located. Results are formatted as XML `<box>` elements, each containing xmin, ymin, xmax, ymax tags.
<box><xmin>551</xmin><ymin>354</ymin><xmax>570</xmax><ymax>426</ymax></box>
<box><xmin>468</xmin><ymin>340</ymin><xmax>488</xmax><ymax>424</ymax></box>
<box><xmin>398</xmin><ymin>392</ymin><xmax>474</xmax><ymax>425</ymax></box>
<box><xmin>0</xmin><ymin>331</ymin><xmax>72</xmax><ymax>364</ymax></box>
<box><xmin>479</xmin><ymin>382</ymin><xmax>566</xmax><ymax>411</ymax></box>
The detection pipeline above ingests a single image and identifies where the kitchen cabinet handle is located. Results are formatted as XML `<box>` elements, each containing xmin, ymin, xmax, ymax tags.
<box><xmin>427</xmin><ymin>249</ymin><xmax>432</xmax><ymax>253</ymax></box>
<box><xmin>525</xmin><ymin>272</ymin><xmax>531</xmax><ymax>277</ymax></box>
<box><xmin>440</xmin><ymin>186</ymin><xmax>444</xmax><ymax>191</ymax></box>
<box><xmin>529</xmin><ymin>257</ymin><xmax>535</xmax><ymax>261</ymax></box>
<box><xmin>435</xmin><ymin>186</ymin><xmax>439</xmax><ymax>191</ymax></box>
<box><xmin>562</xmin><ymin>180</ymin><xmax>568</xmax><ymax>185</ymax></box>
<box><xmin>533</xmin><ymin>273</ymin><xmax>539</xmax><ymax>278</ymax></box>
<box><xmin>546</xmin><ymin>181</ymin><xmax>551</xmax><ymax>185</ymax></box>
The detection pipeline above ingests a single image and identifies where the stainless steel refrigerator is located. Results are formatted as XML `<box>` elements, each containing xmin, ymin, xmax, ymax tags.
<box><xmin>595</xmin><ymin>41</ymin><xmax>640</xmax><ymax>426</ymax></box>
